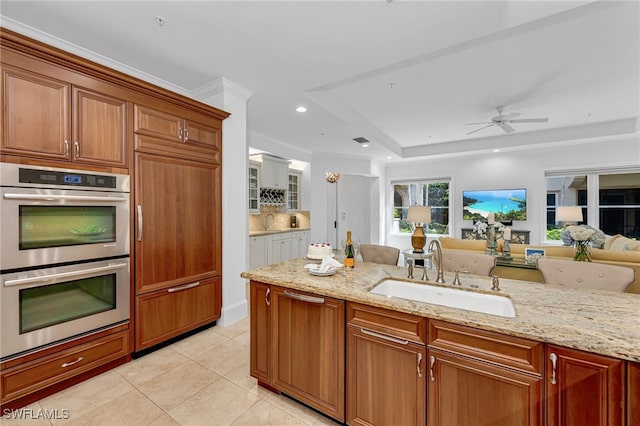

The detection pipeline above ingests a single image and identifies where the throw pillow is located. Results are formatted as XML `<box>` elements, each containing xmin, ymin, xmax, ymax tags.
<box><xmin>610</xmin><ymin>236</ymin><xmax>640</xmax><ymax>251</ymax></box>
<box><xmin>603</xmin><ymin>234</ymin><xmax>622</xmax><ymax>250</ymax></box>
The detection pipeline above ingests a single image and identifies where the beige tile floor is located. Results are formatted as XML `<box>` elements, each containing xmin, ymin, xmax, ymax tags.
<box><xmin>4</xmin><ymin>319</ymin><xmax>341</xmax><ymax>426</ymax></box>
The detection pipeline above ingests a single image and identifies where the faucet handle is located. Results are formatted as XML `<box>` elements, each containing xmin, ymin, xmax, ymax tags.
<box><xmin>491</xmin><ymin>275</ymin><xmax>501</xmax><ymax>291</ymax></box>
<box><xmin>407</xmin><ymin>259</ymin><xmax>414</xmax><ymax>279</ymax></box>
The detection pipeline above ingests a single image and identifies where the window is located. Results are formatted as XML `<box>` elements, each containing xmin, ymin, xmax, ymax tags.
<box><xmin>392</xmin><ymin>180</ymin><xmax>450</xmax><ymax>235</ymax></box>
<box><xmin>546</xmin><ymin>170</ymin><xmax>639</xmax><ymax>241</ymax></box>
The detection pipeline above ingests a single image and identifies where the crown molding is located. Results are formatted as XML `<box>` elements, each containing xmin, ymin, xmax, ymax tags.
<box><xmin>192</xmin><ymin>77</ymin><xmax>253</xmax><ymax>103</ymax></box>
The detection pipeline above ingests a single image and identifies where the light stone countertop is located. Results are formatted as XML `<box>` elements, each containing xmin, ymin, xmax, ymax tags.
<box><xmin>249</xmin><ymin>228</ymin><xmax>310</xmax><ymax>237</ymax></box>
<box><xmin>241</xmin><ymin>258</ymin><xmax>640</xmax><ymax>362</ymax></box>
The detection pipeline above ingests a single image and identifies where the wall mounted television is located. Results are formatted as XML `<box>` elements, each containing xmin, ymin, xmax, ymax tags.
<box><xmin>463</xmin><ymin>189</ymin><xmax>527</xmax><ymax>221</ymax></box>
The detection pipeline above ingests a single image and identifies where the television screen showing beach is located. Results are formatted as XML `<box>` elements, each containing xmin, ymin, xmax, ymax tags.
<box><xmin>463</xmin><ymin>189</ymin><xmax>527</xmax><ymax>221</ymax></box>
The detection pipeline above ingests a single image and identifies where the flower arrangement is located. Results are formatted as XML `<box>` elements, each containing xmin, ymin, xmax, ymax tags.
<box><xmin>561</xmin><ymin>225</ymin><xmax>604</xmax><ymax>261</ymax></box>
<box><xmin>472</xmin><ymin>220</ymin><xmax>505</xmax><ymax>239</ymax></box>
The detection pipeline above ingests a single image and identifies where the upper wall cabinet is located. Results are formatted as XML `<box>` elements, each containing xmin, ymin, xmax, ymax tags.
<box><xmin>1</xmin><ymin>65</ymin><xmax>128</xmax><ymax>168</ymax></box>
<box><xmin>134</xmin><ymin>105</ymin><xmax>221</xmax><ymax>164</ymax></box>
<box><xmin>260</xmin><ymin>155</ymin><xmax>289</xmax><ymax>189</ymax></box>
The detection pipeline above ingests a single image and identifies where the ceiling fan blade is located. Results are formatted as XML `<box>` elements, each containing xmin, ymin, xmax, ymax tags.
<box><xmin>509</xmin><ymin>118</ymin><xmax>549</xmax><ymax>123</ymax></box>
<box><xmin>466</xmin><ymin>124</ymin><xmax>496</xmax><ymax>135</ymax></box>
<box><xmin>499</xmin><ymin>123</ymin><xmax>516</xmax><ymax>133</ymax></box>
<box><xmin>465</xmin><ymin>121</ymin><xmax>493</xmax><ymax>125</ymax></box>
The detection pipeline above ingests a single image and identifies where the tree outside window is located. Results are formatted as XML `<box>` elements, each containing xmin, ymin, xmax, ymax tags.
<box><xmin>393</xmin><ymin>181</ymin><xmax>450</xmax><ymax>235</ymax></box>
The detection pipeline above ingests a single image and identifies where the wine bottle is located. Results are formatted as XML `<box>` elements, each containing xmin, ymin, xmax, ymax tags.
<box><xmin>344</xmin><ymin>231</ymin><xmax>355</xmax><ymax>268</ymax></box>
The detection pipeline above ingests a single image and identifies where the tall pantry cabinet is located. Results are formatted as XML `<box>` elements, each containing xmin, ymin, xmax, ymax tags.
<box><xmin>133</xmin><ymin>103</ymin><xmax>227</xmax><ymax>351</ymax></box>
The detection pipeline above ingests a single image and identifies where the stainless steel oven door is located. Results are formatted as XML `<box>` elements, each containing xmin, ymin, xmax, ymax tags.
<box><xmin>0</xmin><ymin>187</ymin><xmax>129</xmax><ymax>270</ymax></box>
<box><xmin>0</xmin><ymin>257</ymin><xmax>130</xmax><ymax>359</ymax></box>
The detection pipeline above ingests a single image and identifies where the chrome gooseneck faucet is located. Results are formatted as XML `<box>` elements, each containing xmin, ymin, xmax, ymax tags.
<box><xmin>428</xmin><ymin>239</ymin><xmax>446</xmax><ymax>283</ymax></box>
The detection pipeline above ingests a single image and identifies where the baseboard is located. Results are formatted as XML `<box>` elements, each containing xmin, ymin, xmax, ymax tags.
<box><xmin>220</xmin><ymin>298</ymin><xmax>248</xmax><ymax>326</ymax></box>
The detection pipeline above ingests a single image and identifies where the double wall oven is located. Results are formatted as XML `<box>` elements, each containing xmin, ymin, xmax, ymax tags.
<box><xmin>1</xmin><ymin>164</ymin><xmax>130</xmax><ymax>359</ymax></box>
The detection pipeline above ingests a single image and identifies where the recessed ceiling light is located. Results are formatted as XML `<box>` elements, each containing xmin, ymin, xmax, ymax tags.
<box><xmin>361</xmin><ymin>143</ymin><xmax>370</xmax><ymax>148</ymax></box>
<box><xmin>493</xmin><ymin>149</ymin><xmax>501</xmax><ymax>153</ymax></box>
<box><xmin>386</xmin><ymin>156</ymin><xmax>392</xmax><ymax>160</ymax></box>
<box><xmin>295</xmin><ymin>106</ymin><xmax>307</xmax><ymax>113</ymax></box>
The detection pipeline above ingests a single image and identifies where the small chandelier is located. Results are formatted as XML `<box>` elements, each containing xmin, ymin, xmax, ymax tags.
<box><xmin>325</xmin><ymin>172</ymin><xmax>340</xmax><ymax>183</ymax></box>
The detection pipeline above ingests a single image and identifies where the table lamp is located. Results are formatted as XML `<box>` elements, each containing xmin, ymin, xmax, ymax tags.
<box><xmin>557</xmin><ymin>206</ymin><xmax>583</xmax><ymax>226</ymax></box>
<box><xmin>407</xmin><ymin>206</ymin><xmax>431</xmax><ymax>253</ymax></box>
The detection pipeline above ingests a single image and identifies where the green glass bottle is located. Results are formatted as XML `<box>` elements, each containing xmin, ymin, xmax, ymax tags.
<box><xmin>345</xmin><ymin>231</ymin><xmax>355</xmax><ymax>268</ymax></box>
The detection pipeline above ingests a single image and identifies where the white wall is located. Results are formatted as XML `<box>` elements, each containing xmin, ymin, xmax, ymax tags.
<box><xmin>385</xmin><ymin>136</ymin><xmax>640</xmax><ymax>249</ymax></box>
<box><xmin>196</xmin><ymin>78</ymin><xmax>252</xmax><ymax>326</ymax></box>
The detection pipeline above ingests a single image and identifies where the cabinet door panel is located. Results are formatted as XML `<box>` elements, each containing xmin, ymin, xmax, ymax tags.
<box><xmin>2</xmin><ymin>65</ymin><xmax>70</xmax><ymax>159</ymax></box>
<box><xmin>272</xmin><ymin>287</ymin><xmax>345</xmax><ymax>422</ymax></box>
<box><xmin>134</xmin><ymin>104</ymin><xmax>182</xmax><ymax>142</ymax></box>
<box><xmin>73</xmin><ymin>87</ymin><xmax>127</xmax><ymax>167</ymax></box>
<box><xmin>249</xmin><ymin>282</ymin><xmax>271</xmax><ymax>384</ymax></box>
<box><xmin>545</xmin><ymin>345</ymin><xmax>624</xmax><ymax>426</ymax></box>
<box><xmin>428</xmin><ymin>348</ymin><xmax>542</xmax><ymax>426</ymax></box>
<box><xmin>629</xmin><ymin>362</ymin><xmax>640</xmax><ymax>426</ymax></box>
<box><xmin>347</xmin><ymin>325</ymin><xmax>426</xmax><ymax>426</ymax></box>
<box><xmin>135</xmin><ymin>277</ymin><xmax>220</xmax><ymax>350</ymax></box>
<box><xmin>135</xmin><ymin>153</ymin><xmax>220</xmax><ymax>293</ymax></box>
<box><xmin>185</xmin><ymin>120</ymin><xmax>220</xmax><ymax>149</ymax></box>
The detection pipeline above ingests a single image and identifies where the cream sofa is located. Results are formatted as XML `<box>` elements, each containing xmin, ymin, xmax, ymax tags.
<box><xmin>438</xmin><ymin>236</ymin><xmax>640</xmax><ymax>294</ymax></box>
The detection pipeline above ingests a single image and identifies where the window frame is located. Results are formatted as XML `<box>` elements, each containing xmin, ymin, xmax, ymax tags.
<box><xmin>391</xmin><ymin>178</ymin><xmax>451</xmax><ymax>236</ymax></box>
<box><xmin>545</xmin><ymin>167</ymin><xmax>640</xmax><ymax>242</ymax></box>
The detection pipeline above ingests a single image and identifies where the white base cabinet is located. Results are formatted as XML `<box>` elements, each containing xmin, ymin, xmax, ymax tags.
<box><xmin>249</xmin><ymin>231</ymin><xmax>309</xmax><ymax>269</ymax></box>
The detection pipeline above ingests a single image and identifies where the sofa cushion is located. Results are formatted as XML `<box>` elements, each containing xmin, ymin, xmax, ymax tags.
<box><xmin>604</xmin><ymin>234</ymin><xmax>623</xmax><ymax>250</ymax></box>
<box><xmin>609</xmin><ymin>236</ymin><xmax>640</xmax><ymax>251</ymax></box>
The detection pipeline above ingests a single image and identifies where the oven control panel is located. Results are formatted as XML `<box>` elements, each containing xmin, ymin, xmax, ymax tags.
<box><xmin>19</xmin><ymin>168</ymin><xmax>117</xmax><ymax>188</ymax></box>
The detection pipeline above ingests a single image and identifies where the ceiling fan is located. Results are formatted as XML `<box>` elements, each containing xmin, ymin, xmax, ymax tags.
<box><xmin>466</xmin><ymin>106</ymin><xmax>549</xmax><ymax>135</ymax></box>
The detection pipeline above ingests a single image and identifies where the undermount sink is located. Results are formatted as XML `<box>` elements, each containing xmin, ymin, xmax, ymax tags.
<box><xmin>370</xmin><ymin>279</ymin><xmax>516</xmax><ymax>318</ymax></box>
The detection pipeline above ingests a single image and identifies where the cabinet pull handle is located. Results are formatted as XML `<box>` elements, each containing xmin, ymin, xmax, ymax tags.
<box><xmin>74</xmin><ymin>141</ymin><xmax>80</xmax><ymax>158</ymax></box>
<box><xmin>167</xmin><ymin>281</ymin><xmax>200</xmax><ymax>293</ymax></box>
<box><xmin>137</xmin><ymin>205</ymin><xmax>143</xmax><ymax>241</ymax></box>
<box><xmin>265</xmin><ymin>288</ymin><xmax>271</xmax><ymax>306</ymax></box>
<box><xmin>61</xmin><ymin>356</ymin><xmax>84</xmax><ymax>368</ymax></box>
<box><xmin>184</xmin><ymin>128</ymin><xmax>189</xmax><ymax>141</ymax></box>
<box><xmin>64</xmin><ymin>140</ymin><xmax>69</xmax><ymax>156</ymax></box>
<box><xmin>417</xmin><ymin>352</ymin><xmax>423</xmax><ymax>378</ymax></box>
<box><xmin>360</xmin><ymin>328</ymin><xmax>409</xmax><ymax>345</ymax></box>
<box><xmin>283</xmin><ymin>289</ymin><xmax>325</xmax><ymax>304</ymax></box>
<box><xmin>179</xmin><ymin>127</ymin><xmax>183</xmax><ymax>139</ymax></box>
<box><xmin>549</xmin><ymin>352</ymin><xmax>558</xmax><ymax>385</ymax></box>
<box><xmin>429</xmin><ymin>355</ymin><xmax>436</xmax><ymax>381</ymax></box>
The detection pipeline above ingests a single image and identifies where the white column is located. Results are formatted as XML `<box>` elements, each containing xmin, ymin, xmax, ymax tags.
<box><xmin>193</xmin><ymin>78</ymin><xmax>253</xmax><ymax>326</ymax></box>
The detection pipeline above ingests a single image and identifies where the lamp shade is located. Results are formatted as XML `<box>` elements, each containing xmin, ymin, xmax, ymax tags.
<box><xmin>406</xmin><ymin>206</ymin><xmax>431</xmax><ymax>224</ymax></box>
<box><xmin>557</xmin><ymin>206</ymin><xmax>583</xmax><ymax>223</ymax></box>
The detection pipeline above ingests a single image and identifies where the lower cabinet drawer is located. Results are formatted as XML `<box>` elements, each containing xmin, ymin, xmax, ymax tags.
<box><xmin>1</xmin><ymin>330</ymin><xmax>129</xmax><ymax>404</ymax></box>
<box><xmin>429</xmin><ymin>319</ymin><xmax>543</xmax><ymax>376</ymax></box>
<box><xmin>135</xmin><ymin>276</ymin><xmax>221</xmax><ymax>351</ymax></box>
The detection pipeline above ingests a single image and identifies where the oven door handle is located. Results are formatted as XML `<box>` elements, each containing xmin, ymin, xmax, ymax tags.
<box><xmin>3</xmin><ymin>193</ymin><xmax>128</xmax><ymax>202</ymax></box>
<box><xmin>3</xmin><ymin>262</ymin><xmax>129</xmax><ymax>287</ymax></box>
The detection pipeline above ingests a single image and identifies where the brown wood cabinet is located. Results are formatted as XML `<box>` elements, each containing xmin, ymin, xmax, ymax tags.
<box><xmin>134</xmin><ymin>104</ymin><xmax>221</xmax><ymax>163</ymax></box>
<box><xmin>135</xmin><ymin>277</ymin><xmax>221</xmax><ymax>350</ymax></box>
<box><xmin>249</xmin><ymin>281</ymin><xmax>271</xmax><ymax>385</ymax></box>
<box><xmin>347</xmin><ymin>303</ymin><xmax>426</xmax><ymax>426</ymax></box>
<box><xmin>628</xmin><ymin>362</ymin><xmax>640</xmax><ymax>426</ymax></box>
<box><xmin>1</xmin><ymin>64</ymin><xmax>128</xmax><ymax>168</ymax></box>
<box><xmin>1</xmin><ymin>325</ymin><xmax>129</xmax><ymax>409</ymax></box>
<box><xmin>545</xmin><ymin>345</ymin><xmax>625</xmax><ymax>426</ymax></box>
<box><xmin>427</xmin><ymin>320</ymin><xmax>543</xmax><ymax>426</ymax></box>
<box><xmin>249</xmin><ymin>281</ymin><xmax>345</xmax><ymax>422</ymax></box>
<box><xmin>133</xmin><ymin>152</ymin><xmax>222</xmax><ymax>351</ymax></box>
<box><xmin>134</xmin><ymin>152</ymin><xmax>221</xmax><ymax>294</ymax></box>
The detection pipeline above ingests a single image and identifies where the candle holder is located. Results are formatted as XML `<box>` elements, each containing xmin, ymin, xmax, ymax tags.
<box><xmin>502</xmin><ymin>239</ymin><xmax>512</xmax><ymax>259</ymax></box>
<box><xmin>485</xmin><ymin>224</ymin><xmax>498</xmax><ymax>256</ymax></box>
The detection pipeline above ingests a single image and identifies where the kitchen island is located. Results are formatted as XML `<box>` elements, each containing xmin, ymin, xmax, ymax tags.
<box><xmin>241</xmin><ymin>259</ymin><xmax>639</xmax><ymax>426</ymax></box>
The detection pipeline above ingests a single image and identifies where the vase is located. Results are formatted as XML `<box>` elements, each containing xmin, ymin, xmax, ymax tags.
<box><xmin>573</xmin><ymin>240</ymin><xmax>592</xmax><ymax>262</ymax></box>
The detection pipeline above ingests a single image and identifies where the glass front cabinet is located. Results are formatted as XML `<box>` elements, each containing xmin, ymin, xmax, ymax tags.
<box><xmin>249</xmin><ymin>161</ymin><xmax>260</xmax><ymax>212</ymax></box>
